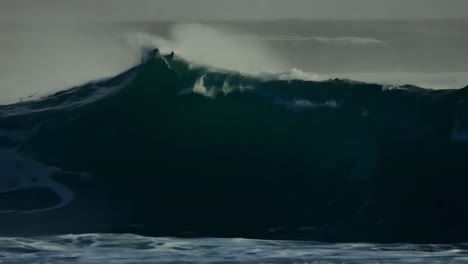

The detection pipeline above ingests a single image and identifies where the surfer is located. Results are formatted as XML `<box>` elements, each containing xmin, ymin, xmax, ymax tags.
<box><xmin>166</xmin><ymin>51</ymin><xmax>175</xmax><ymax>60</ymax></box>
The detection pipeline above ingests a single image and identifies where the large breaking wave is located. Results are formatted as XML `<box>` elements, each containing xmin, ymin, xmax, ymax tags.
<box><xmin>0</xmin><ymin>48</ymin><xmax>468</xmax><ymax>243</ymax></box>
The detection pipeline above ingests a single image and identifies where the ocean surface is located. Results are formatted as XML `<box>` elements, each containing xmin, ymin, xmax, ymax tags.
<box><xmin>1</xmin><ymin>20</ymin><xmax>468</xmax><ymax>263</ymax></box>
<box><xmin>2</xmin><ymin>234</ymin><xmax>468</xmax><ymax>264</ymax></box>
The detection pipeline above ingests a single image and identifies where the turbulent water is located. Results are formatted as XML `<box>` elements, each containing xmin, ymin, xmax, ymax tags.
<box><xmin>1</xmin><ymin>234</ymin><xmax>468</xmax><ymax>264</ymax></box>
<box><xmin>1</xmin><ymin>20</ymin><xmax>468</xmax><ymax>263</ymax></box>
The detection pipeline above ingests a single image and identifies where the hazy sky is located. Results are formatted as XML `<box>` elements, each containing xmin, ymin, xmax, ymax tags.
<box><xmin>1</xmin><ymin>0</ymin><xmax>468</xmax><ymax>21</ymax></box>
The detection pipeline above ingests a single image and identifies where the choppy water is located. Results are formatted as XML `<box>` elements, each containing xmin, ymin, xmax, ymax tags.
<box><xmin>0</xmin><ymin>234</ymin><xmax>467</xmax><ymax>264</ymax></box>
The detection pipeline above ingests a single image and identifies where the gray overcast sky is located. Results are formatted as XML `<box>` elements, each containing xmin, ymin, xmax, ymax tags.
<box><xmin>1</xmin><ymin>0</ymin><xmax>468</xmax><ymax>21</ymax></box>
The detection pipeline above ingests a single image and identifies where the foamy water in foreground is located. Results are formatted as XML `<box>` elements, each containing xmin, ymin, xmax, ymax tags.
<box><xmin>0</xmin><ymin>234</ymin><xmax>467</xmax><ymax>264</ymax></box>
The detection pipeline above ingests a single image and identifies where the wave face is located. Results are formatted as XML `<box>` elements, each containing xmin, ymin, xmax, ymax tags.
<box><xmin>1</xmin><ymin>55</ymin><xmax>468</xmax><ymax>243</ymax></box>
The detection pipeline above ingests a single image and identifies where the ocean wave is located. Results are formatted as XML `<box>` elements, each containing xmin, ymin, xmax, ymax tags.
<box><xmin>0</xmin><ymin>52</ymin><xmax>467</xmax><ymax>243</ymax></box>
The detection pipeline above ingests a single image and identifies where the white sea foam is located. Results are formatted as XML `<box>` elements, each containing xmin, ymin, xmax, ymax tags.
<box><xmin>126</xmin><ymin>23</ymin><xmax>290</xmax><ymax>74</ymax></box>
<box><xmin>127</xmin><ymin>24</ymin><xmax>467</xmax><ymax>89</ymax></box>
<box><xmin>0</xmin><ymin>234</ymin><xmax>465</xmax><ymax>264</ymax></box>
<box><xmin>192</xmin><ymin>75</ymin><xmax>215</xmax><ymax>98</ymax></box>
<box><xmin>0</xmin><ymin>148</ymin><xmax>74</xmax><ymax>213</ymax></box>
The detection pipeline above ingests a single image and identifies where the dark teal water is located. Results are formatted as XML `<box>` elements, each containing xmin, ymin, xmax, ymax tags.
<box><xmin>0</xmin><ymin>55</ymin><xmax>468</xmax><ymax>246</ymax></box>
